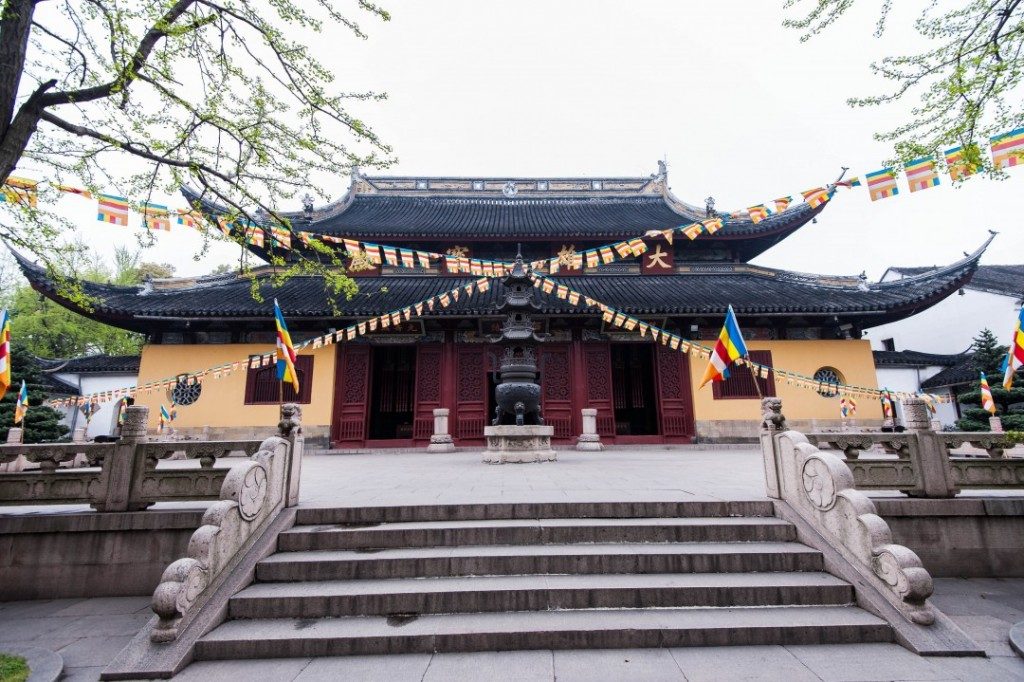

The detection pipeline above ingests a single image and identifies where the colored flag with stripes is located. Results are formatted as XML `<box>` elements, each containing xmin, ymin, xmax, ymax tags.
<box><xmin>865</xmin><ymin>168</ymin><xmax>899</xmax><ymax>201</ymax></box>
<box><xmin>13</xmin><ymin>380</ymin><xmax>28</xmax><ymax>425</ymax></box>
<box><xmin>905</xmin><ymin>156</ymin><xmax>940</xmax><ymax>192</ymax></box>
<box><xmin>702</xmin><ymin>218</ymin><xmax>723</xmax><ymax>234</ymax></box>
<box><xmin>0</xmin><ymin>308</ymin><xmax>9</xmax><ymax>401</ymax></box>
<box><xmin>683</xmin><ymin>223</ymin><xmax>703</xmax><ymax>240</ymax></box>
<box><xmin>699</xmin><ymin>305</ymin><xmax>748</xmax><ymax>388</ymax></box>
<box><xmin>773</xmin><ymin>196</ymin><xmax>792</xmax><ymax>213</ymax></box>
<box><xmin>801</xmin><ymin>187</ymin><xmax>830</xmax><ymax>209</ymax></box>
<box><xmin>270</xmin><ymin>226</ymin><xmax>291</xmax><ymax>249</ymax></box>
<box><xmin>244</xmin><ymin>225</ymin><xmax>265</xmax><ymax>248</ymax></box>
<box><xmin>880</xmin><ymin>389</ymin><xmax>894</xmax><ymax>419</ymax></box>
<box><xmin>944</xmin><ymin>145</ymin><xmax>977</xmax><ymax>181</ymax></box>
<box><xmin>97</xmin><ymin>194</ymin><xmax>130</xmax><ymax>225</ymax></box>
<box><xmin>990</xmin><ymin>127</ymin><xmax>1024</xmax><ymax>169</ymax></box>
<box><xmin>614</xmin><ymin>241</ymin><xmax>632</xmax><ymax>258</ymax></box>
<box><xmin>746</xmin><ymin>205</ymin><xmax>769</xmax><ymax>224</ymax></box>
<box><xmin>56</xmin><ymin>184</ymin><xmax>93</xmax><ymax>200</ymax></box>
<box><xmin>980</xmin><ymin>372</ymin><xmax>996</xmax><ymax>415</ymax></box>
<box><xmin>1003</xmin><ymin>306</ymin><xmax>1024</xmax><ymax>389</ymax></box>
<box><xmin>1</xmin><ymin>177</ymin><xmax>38</xmax><ymax>207</ymax></box>
<box><xmin>273</xmin><ymin>299</ymin><xmax>300</xmax><ymax>393</ymax></box>
<box><xmin>142</xmin><ymin>203</ymin><xmax>171</xmax><ymax>231</ymax></box>
<box><xmin>176</xmin><ymin>210</ymin><xmax>202</xmax><ymax>229</ymax></box>
<box><xmin>599</xmin><ymin>246</ymin><xmax>615</xmax><ymax>264</ymax></box>
<box><xmin>836</xmin><ymin>177</ymin><xmax>861</xmax><ymax>188</ymax></box>
<box><xmin>159</xmin><ymin>404</ymin><xmax>172</xmax><ymax>433</ymax></box>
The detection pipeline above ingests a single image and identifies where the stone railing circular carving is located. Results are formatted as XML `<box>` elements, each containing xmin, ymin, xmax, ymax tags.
<box><xmin>801</xmin><ymin>455</ymin><xmax>838</xmax><ymax>510</ymax></box>
<box><xmin>225</xmin><ymin>463</ymin><xmax>268</xmax><ymax>521</ymax></box>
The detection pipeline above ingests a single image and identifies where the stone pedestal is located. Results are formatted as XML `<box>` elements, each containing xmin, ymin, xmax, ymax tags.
<box><xmin>427</xmin><ymin>408</ymin><xmax>455</xmax><ymax>453</ymax></box>
<box><xmin>483</xmin><ymin>425</ymin><xmax>556</xmax><ymax>464</ymax></box>
<box><xmin>68</xmin><ymin>427</ymin><xmax>88</xmax><ymax>468</ymax></box>
<box><xmin>989</xmin><ymin>416</ymin><xmax>1004</xmax><ymax>433</ymax></box>
<box><xmin>576</xmin><ymin>408</ymin><xmax>603</xmax><ymax>451</ymax></box>
<box><xmin>1</xmin><ymin>427</ymin><xmax>26</xmax><ymax>472</ymax></box>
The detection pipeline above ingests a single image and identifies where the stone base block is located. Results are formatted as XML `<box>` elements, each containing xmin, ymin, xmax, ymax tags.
<box><xmin>427</xmin><ymin>435</ymin><xmax>455</xmax><ymax>453</ymax></box>
<box><xmin>576</xmin><ymin>434</ymin><xmax>604</xmax><ymax>451</ymax></box>
<box><xmin>483</xmin><ymin>425</ymin><xmax>557</xmax><ymax>464</ymax></box>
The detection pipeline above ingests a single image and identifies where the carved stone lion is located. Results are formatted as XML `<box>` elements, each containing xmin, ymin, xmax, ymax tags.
<box><xmin>761</xmin><ymin>397</ymin><xmax>787</xmax><ymax>431</ymax></box>
<box><xmin>279</xmin><ymin>403</ymin><xmax>303</xmax><ymax>437</ymax></box>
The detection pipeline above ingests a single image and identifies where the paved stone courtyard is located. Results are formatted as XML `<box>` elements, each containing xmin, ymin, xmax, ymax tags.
<box><xmin>2</xmin><ymin>447</ymin><xmax>1023</xmax><ymax>680</ymax></box>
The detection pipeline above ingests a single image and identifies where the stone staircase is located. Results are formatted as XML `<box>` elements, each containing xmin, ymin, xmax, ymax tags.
<box><xmin>193</xmin><ymin>501</ymin><xmax>893</xmax><ymax>660</ymax></box>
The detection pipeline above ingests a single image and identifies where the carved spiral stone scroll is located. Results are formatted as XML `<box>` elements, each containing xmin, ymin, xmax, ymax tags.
<box><xmin>801</xmin><ymin>456</ymin><xmax>837</xmax><ymax>510</ymax></box>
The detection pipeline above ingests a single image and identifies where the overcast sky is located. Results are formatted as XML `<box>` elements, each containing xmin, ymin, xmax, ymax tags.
<box><xmin>26</xmin><ymin>1</ymin><xmax>1024</xmax><ymax>278</ymax></box>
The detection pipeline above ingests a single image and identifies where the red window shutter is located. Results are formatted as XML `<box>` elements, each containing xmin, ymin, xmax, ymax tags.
<box><xmin>712</xmin><ymin>350</ymin><xmax>775</xmax><ymax>399</ymax></box>
<box><xmin>245</xmin><ymin>356</ymin><xmax>314</xmax><ymax>404</ymax></box>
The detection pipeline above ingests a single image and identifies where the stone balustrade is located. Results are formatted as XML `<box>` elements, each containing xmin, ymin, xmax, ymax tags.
<box><xmin>0</xmin><ymin>406</ymin><xmax>281</xmax><ymax>511</ymax></box>
<box><xmin>759</xmin><ymin>397</ymin><xmax>936</xmax><ymax>626</ymax></box>
<box><xmin>801</xmin><ymin>398</ymin><xmax>1022</xmax><ymax>498</ymax></box>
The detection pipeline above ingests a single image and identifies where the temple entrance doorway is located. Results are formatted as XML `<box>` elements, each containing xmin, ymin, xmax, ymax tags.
<box><xmin>611</xmin><ymin>344</ymin><xmax>658</xmax><ymax>436</ymax></box>
<box><xmin>367</xmin><ymin>346</ymin><xmax>416</xmax><ymax>441</ymax></box>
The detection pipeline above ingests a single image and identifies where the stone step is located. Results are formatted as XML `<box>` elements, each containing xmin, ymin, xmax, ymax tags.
<box><xmin>255</xmin><ymin>542</ymin><xmax>823</xmax><ymax>581</ymax></box>
<box><xmin>196</xmin><ymin>606</ymin><xmax>891</xmax><ymax>659</ymax></box>
<box><xmin>278</xmin><ymin>517</ymin><xmax>797</xmax><ymax>551</ymax></box>
<box><xmin>294</xmin><ymin>500</ymin><xmax>775</xmax><ymax>525</ymax></box>
<box><xmin>229</xmin><ymin>572</ymin><xmax>854</xmax><ymax>619</ymax></box>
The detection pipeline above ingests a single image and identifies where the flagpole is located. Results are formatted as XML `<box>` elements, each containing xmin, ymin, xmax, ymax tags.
<box><xmin>744</xmin><ymin>355</ymin><xmax>764</xmax><ymax>400</ymax></box>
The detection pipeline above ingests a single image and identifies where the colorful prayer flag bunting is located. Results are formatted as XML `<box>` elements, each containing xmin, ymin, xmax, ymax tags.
<box><xmin>773</xmin><ymin>196</ymin><xmax>792</xmax><ymax>213</ymax></box>
<box><xmin>683</xmin><ymin>223</ymin><xmax>703</xmax><ymax>240</ymax></box>
<box><xmin>142</xmin><ymin>203</ymin><xmax>171</xmax><ymax>231</ymax></box>
<box><xmin>865</xmin><ymin>168</ymin><xmax>899</xmax><ymax>201</ymax></box>
<box><xmin>56</xmin><ymin>184</ymin><xmax>93</xmax><ymax>200</ymax></box>
<box><xmin>1</xmin><ymin>177</ymin><xmax>38</xmax><ymax>207</ymax></box>
<box><xmin>905</xmin><ymin>157</ymin><xmax>940</xmax><ymax>192</ymax></box>
<box><xmin>97</xmin><ymin>194</ymin><xmax>130</xmax><ymax>225</ymax></box>
<box><xmin>944</xmin><ymin>145</ymin><xmax>977</xmax><ymax>181</ymax></box>
<box><xmin>801</xmin><ymin>187</ymin><xmax>830</xmax><ymax>208</ymax></box>
<box><xmin>747</xmin><ymin>205</ymin><xmax>769</xmax><ymax>224</ymax></box>
<box><xmin>13</xmin><ymin>380</ymin><xmax>28</xmax><ymax>425</ymax></box>
<box><xmin>990</xmin><ymin>127</ymin><xmax>1024</xmax><ymax>169</ymax></box>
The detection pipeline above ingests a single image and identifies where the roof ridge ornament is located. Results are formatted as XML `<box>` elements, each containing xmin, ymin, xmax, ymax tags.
<box><xmin>502</xmin><ymin>181</ymin><xmax>518</xmax><ymax>199</ymax></box>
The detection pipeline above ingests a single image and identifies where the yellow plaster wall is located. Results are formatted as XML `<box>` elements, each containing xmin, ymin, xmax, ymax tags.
<box><xmin>135</xmin><ymin>344</ymin><xmax>336</xmax><ymax>430</ymax></box>
<box><xmin>687</xmin><ymin>339</ymin><xmax>883</xmax><ymax>420</ymax></box>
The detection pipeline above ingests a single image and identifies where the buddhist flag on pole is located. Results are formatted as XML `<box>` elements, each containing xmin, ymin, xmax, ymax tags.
<box><xmin>97</xmin><ymin>194</ymin><xmax>130</xmax><ymax>225</ymax></box>
<box><xmin>944</xmin><ymin>145</ymin><xmax>977</xmax><ymax>181</ymax></box>
<box><xmin>1003</xmin><ymin>306</ymin><xmax>1024</xmax><ymax>389</ymax></box>
<box><xmin>905</xmin><ymin>157</ymin><xmax>940</xmax><ymax>192</ymax></box>
<box><xmin>990</xmin><ymin>127</ymin><xmax>1024</xmax><ymax>169</ymax></box>
<box><xmin>880</xmin><ymin>389</ymin><xmax>894</xmax><ymax>419</ymax></box>
<box><xmin>866</xmin><ymin>168</ymin><xmax>899</xmax><ymax>201</ymax></box>
<box><xmin>159</xmin><ymin>404</ymin><xmax>171</xmax><ymax>433</ymax></box>
<box><xmin>13</xmin><ymin>380</ymin><xmax>28</xmax><ymax>425</ymax></box>
<box><xmin>980</xmin><ymin>372</ymin><xmax>996</xmax><ymax>415</ymax></box>
<box><xmin>699</xmin><ymin>305</ymin><xmax>748</xmax><ymax>388</ymax></box>
<box><xmin>273</xmin><ymin>299</ymin><xmax>300</xmax><ymax>393</ymax></box>
<box><xmin>0</xmin><ymin>309</ymin><xmax>9</xmax><ymax>400</ymax></box>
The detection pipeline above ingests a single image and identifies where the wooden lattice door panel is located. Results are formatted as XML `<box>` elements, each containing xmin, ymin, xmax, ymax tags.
<box><xmin>455</xmin><ymin>345</ymin><xmax>487</xmax><ymax>440</ymax></box>
<box><xmin>539</xmin><ymin>344</ymin><xmax>573</xmax><ymax>439</ymax></box>
<box><xmin>655</xmin><ymin>343</ymin><xmax>696</xmax><ymax>438</ymax></box>
<box><xmin>582</xmin><ymin>343</ymin><xmax>615</xmax><ymax>436</ymax></box>
<box><xmin>413</xmin><ymin>344</ymin><xmax>443</xmax><ymax>439</ymax></box>
<box><xmin>331</xmin><ymin>344</ymin><xmax>371</xmax><ymax>444</ymax></box>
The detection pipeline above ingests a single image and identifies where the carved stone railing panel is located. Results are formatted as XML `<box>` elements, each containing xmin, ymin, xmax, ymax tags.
<box><xmin>139</xmin><ymin>440</ymin><xmax>263</xmax><ymax>468</ymax></box>
<box><xmin>0</xmin><ymin>405</ymin><xmax>305</xmax><ymax>512</ymax></box>
<box><xmin>846</xmin><ymin>460</ymin><xmax>919</xmax><ymax>489</ymax></box>
<box><xmin>151</xmin><ymin>435</ymin><xmax>290</xmax><ymax>642</ymax></box>
<box><xmin>940</xmin><ymin>432</ymin><xmax>1017</xmax><ymax>459</ymax></box>
<box><xmin>768</xmin><ymin>426</ymin><xmax>935</xmax><ymax>626</ymax></box>
<box><xmin>949</xmin><ymin>459</ymin><xmax>1024</xmax><ymax>487</ymax></box>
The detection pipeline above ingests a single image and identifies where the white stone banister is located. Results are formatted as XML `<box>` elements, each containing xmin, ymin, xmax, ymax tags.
<box><xmin>760</xmin><ymin>398</ymin><xmax>936</xmax><ymax>626</ymax></box>
<box><xmin>150</xmin><ymin>404</ymin><xmax>302</xmax><ymax>642</ymax></box>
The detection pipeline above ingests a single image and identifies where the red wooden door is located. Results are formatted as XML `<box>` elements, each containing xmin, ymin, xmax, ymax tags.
<box><xmin>331</xmin><ymin>344</ymin><xmax>371</xmax><ymax>445</ymax></box>
<box><xmin>413</xmin><ymin>344</ymin><xmax>443</xmax><ymax>440</ymax></box>
<box><xmin>454</xmin><ymin>345</ymin><xmax>487</xmax><ymax>441</ymax></box>
<box><xmin>654</xmin><ymin>343</ymin><xmax>695</xmax><ymax>440</ymax></box>
<box><xmin>540</xmin><ymin>344</ymin><xmax>574</xmax><ymax>439</ymax></box>
<box><xmin>582</xmin><ymin>342</ymin><xmax>615</xmax><ymax>437</ymax></box>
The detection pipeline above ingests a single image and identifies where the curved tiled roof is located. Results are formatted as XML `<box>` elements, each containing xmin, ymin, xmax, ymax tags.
<box><xmin>887</xmin><ymin>264</ymin><xmax>1024</xmax><ymax>300</ymax></box>
<box><xmin>12</xmin><ymin>235</ymin><xmax>991</xmax><ymax>334</ymax></box>
<box><xmin>872</xmin><ymin>349</ymin><xmax>967</xmax><ymax>368</ymax></box>
<box><xmin>38</xmin><ymin>354</ymin><xmax>141</xmax><ymax>374</ymax></box>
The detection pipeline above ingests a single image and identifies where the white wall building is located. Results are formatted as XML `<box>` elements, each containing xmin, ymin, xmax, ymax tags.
<box><xmin>867</xmin><ymin>263</ymin><xmax>1022</xmax><ymax>426</ymax></box>
<box><xmin>40</xmin><ymin>355</ymin><xmax>140</xmax><ymax>439</ymax></box>
<box><xmin>868</xmin><ymin>264</ymin><xmax>1023</xmax><ymax>355</ymax></box>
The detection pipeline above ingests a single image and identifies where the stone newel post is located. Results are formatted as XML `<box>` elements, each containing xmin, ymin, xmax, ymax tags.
<box><xmin>428</xmin><ymin>408</ymin><xmax>455</xmax><ymax>452</ymax></box>
<box><xmin>1</xmin><ymin>427</ymin><xmax>26</xmax><ymax>472</ymax></box>
<box><xmin>576</xmin><ymin>408</ymin><xmax>603</xmax><ymax>451</ymax></box>
<box><xmin>901</xmin><ymin>397</ymin><xmax>932</xmax><ymax>432</ymax></box>
<box><xmin>989</xmin><ymin>416</ymin><xmax>1004</xmax><ymax>433</ymax></box>
<box><xmin>279</xmin><ymin>403</ymin><xmax>304</xmax><ymax>507</ymax></box>
<box><xmin>93</xmin><ymin>405</ymin><xmax>150</xmax><ymax>512</ymax></box>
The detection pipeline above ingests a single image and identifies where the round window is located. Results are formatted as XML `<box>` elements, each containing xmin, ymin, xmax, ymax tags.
<box><xmin>813</xmin><ymin>367</ymin><xmax>844</xmax><ymax>398</ymax></box>
<box><xmin>170</xmin><ymin>375</ymin><xmax>203</xmax><ymax>406</ymax></box>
